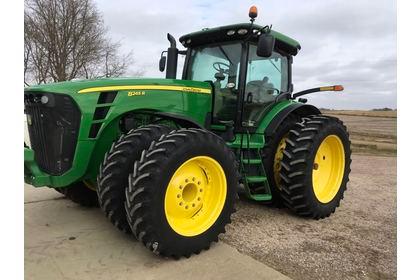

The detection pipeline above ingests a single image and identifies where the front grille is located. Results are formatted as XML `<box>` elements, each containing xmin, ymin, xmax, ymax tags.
<box><xmin>24</xmin><ymin>92</ymin><xmax>81</xmax><ymax>175</ymax></box>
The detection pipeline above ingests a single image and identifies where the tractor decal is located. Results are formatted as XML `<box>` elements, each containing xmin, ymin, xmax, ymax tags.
<box><xmin>78</xmin><ymin>85</ymin><xmax>212</xmax><ymax>94</ymax></box>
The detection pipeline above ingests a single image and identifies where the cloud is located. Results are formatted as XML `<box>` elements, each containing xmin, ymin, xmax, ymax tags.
<box><xmin>94</xmin><ymin>0</ymin><xmax>396</xmax><ymax>109</ymax></box>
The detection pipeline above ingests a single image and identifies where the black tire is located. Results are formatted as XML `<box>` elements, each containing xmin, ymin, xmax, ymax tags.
<box><xmin>97</xmin><ymin>125</ymin><xmax>172</xmax><ymax>233</ymax></box>
<box><xmin>279</xmin><ymin>115</ymin><xmax>351</xmax><ymax>219</ymax></box>
<box><xmin>60</xmin><ymin>182</ymin><xmax>99</xmax><ymax>207</ymax></box>
<box><xmin>53</xmin><ymin>187</ymin><xmax>65</xmax><ymax>195</ymax></box>
<box><xmin>125</xmin><ymin>128</ymin><xmax>238</xmax><ymax>258</ymax></box>
<box><xmin>262</xmin><ymin>114</ymin><xmax>301</xmax><ymax>206</ymax></box>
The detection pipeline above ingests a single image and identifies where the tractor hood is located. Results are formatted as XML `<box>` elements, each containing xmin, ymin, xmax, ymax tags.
<box><xmin>24</xmin><ymin>77</ymin><xmax>212</xmax><ymax>95</ymax></box>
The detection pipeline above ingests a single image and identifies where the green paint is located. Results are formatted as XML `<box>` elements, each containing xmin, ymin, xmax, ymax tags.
<box><xmin>25</xmin><ymin>78</ymin><xmax>212</xmax><ymax>187</ymax></box>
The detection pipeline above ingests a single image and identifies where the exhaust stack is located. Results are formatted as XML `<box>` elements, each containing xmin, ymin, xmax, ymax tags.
<box><xmin>166</xmin><ymin>33</ymin><xmax>178</xmax><ymax>79</ymax></box>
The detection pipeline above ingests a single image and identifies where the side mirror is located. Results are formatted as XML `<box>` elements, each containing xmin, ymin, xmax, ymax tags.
<box><xmin>257</xmin><ymin>33</ymin><xmax>275</xmax><ymax>57</ymax></box>
<box><xmin>159</xmin><ymin>55</ymin><xmax>166</xmax><ymax>72</ymax></box>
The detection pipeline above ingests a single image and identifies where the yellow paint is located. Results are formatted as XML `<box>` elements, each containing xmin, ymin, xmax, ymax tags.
<box><xmin>78</xmin><ymin>85</ymin><xmax>212</xmax><ymax>94</ymax></box>
<box><xmin>312</xmin><ymin>135</ymin><xmax>345</xmax><ymax>203</ymax></box>
<box><xmin>273</xmin><ymin>135</ymin><xmax>287</xmax><ymax>189</ymax></box>
<box><xmin>164</xmin><ymin>156</ymin><xmax>227</xmax><ymax>237</ymax></box>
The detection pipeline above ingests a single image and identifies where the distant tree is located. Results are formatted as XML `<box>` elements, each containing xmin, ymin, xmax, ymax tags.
<box><xmin>371</xmin><ymin>108</ymin><xmax>393</xmax><ymax>111</ymax></box>
<box><xmin>24</xmin><ymin>0</ymin><xmax>133</xmax><ymax>85</ymax></box>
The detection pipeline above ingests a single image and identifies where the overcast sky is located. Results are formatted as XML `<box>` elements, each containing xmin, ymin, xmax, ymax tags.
<box><xmin>95</xmin><ymin>0</ymin><xmax>396</xmax><ymax>109</ymax></box>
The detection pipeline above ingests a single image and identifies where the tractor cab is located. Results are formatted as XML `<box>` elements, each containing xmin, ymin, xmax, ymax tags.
<box><xmin>160</xmin><ymin>7</ymin><xmax>301</xmax><ymax>133</ymax></box>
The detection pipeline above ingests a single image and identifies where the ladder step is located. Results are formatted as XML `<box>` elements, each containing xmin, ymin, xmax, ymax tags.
<box><xmin>246</xmin><ymin>176</ymin><xmax>268</xmax><ymax>183</ymax></box>
<box><xmin>241</xmin><ymin>159</ymin><xmax>262</xmax><ymax>164</ymax></box>
<box><xmin>250</xmin><ymin>194</ymin><xmax>272</xmax><ymax>201</ymax></box>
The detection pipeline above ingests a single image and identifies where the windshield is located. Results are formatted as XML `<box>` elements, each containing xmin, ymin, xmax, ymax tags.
<box><xmin>186</xmin><ymin>43</ymin><xmax>242</xmax><ymax>86</ymax></box>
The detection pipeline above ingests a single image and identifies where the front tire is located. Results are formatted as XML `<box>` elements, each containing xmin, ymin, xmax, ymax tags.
<box><xmin>279</xmin><ymin>115</ymin><xmax>351</xmax><ymax>219</ymax></box>
<box><xmin>97</xmin><ymin>125</ymin><xmax>172</xmax><ymax>233</ymax></box>
<box><xmin>125</xmin><ymin>128</ymin><xmax>238</xmax><ymax>258</ymax></box>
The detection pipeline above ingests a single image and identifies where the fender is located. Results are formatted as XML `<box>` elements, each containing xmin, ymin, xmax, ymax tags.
<box><xmin>258</xmin><ymin>101</ymin><xmax>321</xmax><ymax>136</ymax></box>
<box><xmin>82</xmin><ymin>110</ymin><xmax>204</xmax><ymax>182</ymax></box>
<box><xmin>152</xmin><ymin>112</ymin><xmax>204</xmax><ymax>128</ymax></box>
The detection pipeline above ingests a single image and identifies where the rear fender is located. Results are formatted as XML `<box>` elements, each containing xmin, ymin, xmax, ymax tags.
<box><xmin>257</xmin><ymin>101</ymin><xmax>321</xmax><ymax>136</ymax></box>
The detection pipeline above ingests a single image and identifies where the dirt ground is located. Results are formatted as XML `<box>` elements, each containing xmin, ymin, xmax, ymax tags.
<box><xmin>222</xmin><ymin>111</ymin><xmax>397</xmax><ymax>279</ymax></box>
<box><xmin>222</xmin><ymin>155</ymin><xmax>396</xmax><ymax>280</ymax></box>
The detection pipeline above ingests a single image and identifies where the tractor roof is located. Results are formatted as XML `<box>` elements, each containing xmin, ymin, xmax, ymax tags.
<box><xmin>179</xmin><ymin>23</ymin><xmax>301</xmax><ymax>56</ymax></box>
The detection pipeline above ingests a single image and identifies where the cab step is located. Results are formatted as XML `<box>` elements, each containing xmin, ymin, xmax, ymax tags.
<box><xmin>241</xmin><ymin>158</ymin><xmax>262</xmax><ymax>165</ymax></box>
<box><xmin>246</xmin><ymin>176</ymin><xmax>268</xmax><ymax>183</ymax></box>
<box><xmin>249</xmin><ymin>194</ymin><xmax>272</xmax><ymax>201</ymax></box>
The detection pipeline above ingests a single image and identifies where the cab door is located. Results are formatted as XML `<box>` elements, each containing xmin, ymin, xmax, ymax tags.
<box><xmin>241</xmin><ymin>44</ymin><xmax>290</xmax><ymax>127</ymax></box>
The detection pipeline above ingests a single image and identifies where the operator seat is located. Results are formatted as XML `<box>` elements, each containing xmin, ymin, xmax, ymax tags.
<box><xmin>244</xmin><ymin>76</ymin><xmax>276</xmax><ymax>121</ymax></box>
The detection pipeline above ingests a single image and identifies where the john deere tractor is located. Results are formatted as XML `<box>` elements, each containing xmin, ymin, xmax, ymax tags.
<box><xmin>24</xmin><ymin>6</ymin><xmax>351</xmax><ymax>258</ymax></box>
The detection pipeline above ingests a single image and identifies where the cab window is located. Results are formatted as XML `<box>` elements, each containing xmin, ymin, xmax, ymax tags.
<box><xmin>186</xmin><ymin>43</ymin><xmax>242</xmax><ymax>122</ymax></box>
<box><xmin>243</xmin><ymin>45</ymin><xmax>289</xmax><ymax>126</ymax></box>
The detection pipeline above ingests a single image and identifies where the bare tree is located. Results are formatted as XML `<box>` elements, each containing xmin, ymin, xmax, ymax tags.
<box><xmin>24</xmin><ymin>0</ymin><xmax>133</xmax><ymax>85</ymax></box>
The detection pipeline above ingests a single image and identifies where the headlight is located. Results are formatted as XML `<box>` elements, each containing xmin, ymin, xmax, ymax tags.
<box><xmin>41</xmin><ymin>95</ymin><xmax>49</xmax><ymax>104</ymax></box>
<box><xmin>237</xmin><ymin>29</ymin><xmax>248</xmax><ymax>35</ymax></box>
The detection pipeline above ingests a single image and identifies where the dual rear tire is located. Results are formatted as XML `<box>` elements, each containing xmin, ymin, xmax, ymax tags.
<box><xmin>263</xmin><ymin>114</ymin><xmax>351</xmax><ymax>219</ymax></box>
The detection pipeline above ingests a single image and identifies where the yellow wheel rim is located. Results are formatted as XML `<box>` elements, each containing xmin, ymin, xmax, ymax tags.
<box><xmin>273</xmin><ymin>136</ymin><xmax>287</xmax><ymax>189</ymax></box>
<box><xmin>164</xmin><ymin>156</ymin><xmax>227</xmax><ymax>237</ymax></box>
<box><xmin>312</xmin><ymin>135</ymin><xmax>345</xmax><ymax>203</ymax></box>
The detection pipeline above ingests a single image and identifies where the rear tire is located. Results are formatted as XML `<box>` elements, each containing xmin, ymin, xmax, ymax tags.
<box><xmin>125</xmin><ymin>128</ymin><xmax>238</xmax><ymax>258</ymax></box>
<box><xmin>97</xmin><ymin>125</ymin><xmax>172</xmax><ymax>233</ymax></box>
<box><xmin>59</xmin><ymin>182</ymin><xmax>99</xmax><ymax>207</ymax></box>
<box><xmin>279</xmin><ymin>115</ymin><xmax>351</xmax><ymax>219</ymax></box>
<box><xmin>262</xmin><ymin>114</ymin><xmax>301</xmax><ymax>206</ymax></box>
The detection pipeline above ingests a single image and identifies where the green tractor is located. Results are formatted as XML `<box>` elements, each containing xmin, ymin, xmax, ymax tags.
<box><xmin>24</xmin><ymin>6</ymin><xmax>351</xmax><ymax>258</ymax></box>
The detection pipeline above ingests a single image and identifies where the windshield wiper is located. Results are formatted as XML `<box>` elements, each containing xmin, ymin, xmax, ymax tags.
<box><xmin>268</xmin><ymin>58</ymin><xmax>281</xmax><ymax>73</ymax></box>
<box><xmin>218</xmin><ymin>46</ymin><xmax>233</xmax><ymax>65</ymax></box>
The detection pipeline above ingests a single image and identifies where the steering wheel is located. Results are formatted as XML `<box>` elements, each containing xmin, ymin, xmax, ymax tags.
<box><xmin>213</xmin><ymin>62</ymin><xmax>230</xmax><ymax>74</ymax></box>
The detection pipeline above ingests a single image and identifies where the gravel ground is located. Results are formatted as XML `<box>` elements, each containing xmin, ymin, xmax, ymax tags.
<box><xmin>221</xmin><ymin>154</ymin><xmax>397</xmax><ymax>280</ymax></box>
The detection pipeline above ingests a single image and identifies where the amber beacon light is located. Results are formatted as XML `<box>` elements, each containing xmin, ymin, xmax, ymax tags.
<box><xmin>249</xmin><ymin>5</ymin><xmax>258</xmax><ymax>19</ymax></box>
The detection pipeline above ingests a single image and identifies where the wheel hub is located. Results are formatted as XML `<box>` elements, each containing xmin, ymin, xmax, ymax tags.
<box><xmin>176</xmin><ymin>177</ymin><xmax>203</xmax><ymax>212</ymax></box>
<box><xmin>164</xmin><ymin>156</ymin><xmax>227</xmax><ymax>237</ymax></box>
<box><xmin>312</xmin><ymin>135</ymin><xmax>345</xmax><ymax>203</ymax></box>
